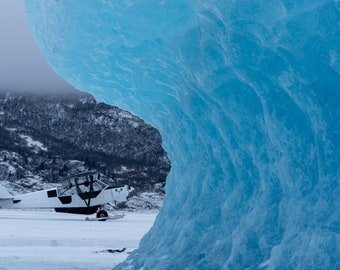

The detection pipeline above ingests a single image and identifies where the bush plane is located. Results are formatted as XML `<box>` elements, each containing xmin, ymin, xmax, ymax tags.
<box><xmin>0</xmin><ymin>171</ymin><xmax>131</xmax><ymax>220</ymax></box>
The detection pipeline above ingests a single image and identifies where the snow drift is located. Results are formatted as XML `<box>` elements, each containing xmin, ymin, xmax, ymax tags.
<box><xmin>24</xmin><ymin>1</ymin><xmax>339</xmax><ymax>269</ymax></box>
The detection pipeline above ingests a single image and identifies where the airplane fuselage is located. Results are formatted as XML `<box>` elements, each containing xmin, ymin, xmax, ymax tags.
<box><xmin>0</xmin><ymin>185</ymin><xmax>129</xmax><ymax>215</ymax></box>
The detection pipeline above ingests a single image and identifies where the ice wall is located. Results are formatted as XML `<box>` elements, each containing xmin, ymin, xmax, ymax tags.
<box><xmin>24</xmin><ymin>1</ymin><xmax>339</xmax><ymax>269</ymax></box>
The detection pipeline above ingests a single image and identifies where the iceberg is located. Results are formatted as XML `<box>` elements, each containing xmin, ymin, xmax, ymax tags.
<box><xmin>24</xmin><ymin>1</ymin><xmax>339</xmax><ymax>269</ymax></box>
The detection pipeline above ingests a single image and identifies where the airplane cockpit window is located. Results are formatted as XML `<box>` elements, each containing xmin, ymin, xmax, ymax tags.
<box><xmin>47</xmin><ymin>189</ymin><xmax>57</xmax><ymax>198</ymax></box>
<box><xmin>56</xmin><ymin>172</ymin><xmax>107</xmax><ymax>197</ymax></box>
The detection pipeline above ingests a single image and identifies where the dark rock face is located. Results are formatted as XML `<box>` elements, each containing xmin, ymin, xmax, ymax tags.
<box><xmin>0</xmin><ymin>90</ymin><xmax>170</xmax><ymax>193</ymax></box>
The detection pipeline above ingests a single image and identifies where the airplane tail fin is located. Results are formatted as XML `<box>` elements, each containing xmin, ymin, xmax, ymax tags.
<box><xmin>0</xmin><ymin>184</ymin><xmax>12</xmax><ymax>199</ymax></box>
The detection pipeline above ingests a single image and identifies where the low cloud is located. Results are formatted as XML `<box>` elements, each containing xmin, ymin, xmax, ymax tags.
<box><xmin>0</xmin><ymin>0</ymin><xmax>75</xmax><ymax>93</ymax></box>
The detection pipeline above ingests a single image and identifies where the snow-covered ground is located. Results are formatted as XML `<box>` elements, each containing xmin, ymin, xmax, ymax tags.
<box><xmin>0</xmin><ymin>209</ymin><xmax>157</xmax><ymax>270</ymax></box>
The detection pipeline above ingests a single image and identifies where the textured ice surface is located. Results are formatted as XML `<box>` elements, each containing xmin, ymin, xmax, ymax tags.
<box><xmin>24</xmin><ymin>1</ymin><xmax>339</xmax><ymax>269</ymax></box>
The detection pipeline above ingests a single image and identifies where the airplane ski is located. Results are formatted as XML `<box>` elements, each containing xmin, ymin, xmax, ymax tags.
<box><xmin>85</xmin><ymin>214</ymin><xmax>124</xmax><ymax>221</ymax></box>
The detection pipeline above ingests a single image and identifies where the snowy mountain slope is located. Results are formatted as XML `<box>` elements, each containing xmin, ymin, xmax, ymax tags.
<box><xmin>0</xmin><ymin>90</ymin><xmax>170</xmax><ymax>194</ymax></box>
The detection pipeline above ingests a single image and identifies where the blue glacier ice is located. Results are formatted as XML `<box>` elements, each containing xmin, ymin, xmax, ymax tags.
<box><xmin>24</xmin><ymin>1</ymin><xmax>339</xmax><ymax>269</ymax></box>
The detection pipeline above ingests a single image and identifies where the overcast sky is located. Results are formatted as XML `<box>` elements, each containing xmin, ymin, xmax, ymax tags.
<box><xmin>0</xmin><ymin>0</ymin><xmax>75</xmax><ymax>92</ymax></box>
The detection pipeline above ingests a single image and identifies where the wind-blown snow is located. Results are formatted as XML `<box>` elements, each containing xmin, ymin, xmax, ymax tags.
<box><xmin>24</xmin><ymin>1</ymin><xmax>339</xmax><ymax>269</ymax></box>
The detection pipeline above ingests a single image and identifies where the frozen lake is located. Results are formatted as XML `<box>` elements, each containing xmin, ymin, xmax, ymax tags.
<box><xmin>0</xmin><ymin>209</ymin><xmax>157</xmax><ymax>270</ymax></box>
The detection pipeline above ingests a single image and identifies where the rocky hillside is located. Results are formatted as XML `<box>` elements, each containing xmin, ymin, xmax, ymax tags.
<box><xmin>0</xmin><ymin>90</ymin><xmax>170</xmax><ymax>196</ymax></box>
